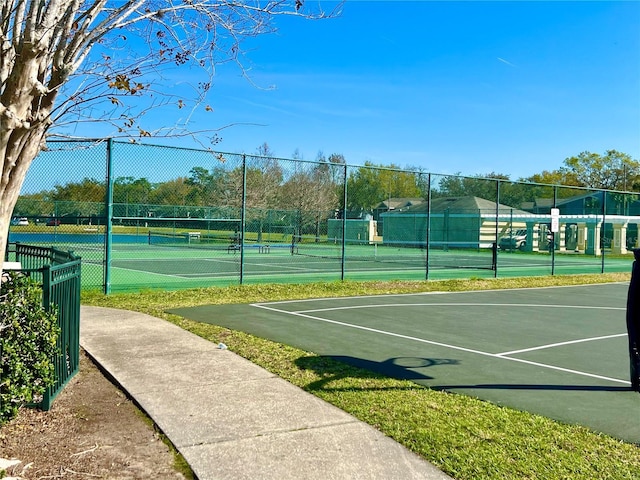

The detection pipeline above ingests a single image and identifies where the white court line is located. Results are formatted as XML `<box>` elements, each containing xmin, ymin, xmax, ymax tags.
<box><xmin>254</xmin><ymin>291</ymin><xmax>451</xmax><ymax>306</ymax></box>
<box><xmin>297</xmin><ymin>303</ymin><xmax>625</xmax><ymax>314</ymax></box>
<box><xmin>200</xmin><ymin>257</ymin><xmax>330</xmax><ymax>272</ymax></box>
<box><xmin>245</xmin><ymin>262</ymin><xmax>328</xmax><ymax>272</ymax></box>
<box><xmin>497</xmin><ymin>333</ymin><xmax>628</xmax><ymax>356</ymax></box>
<box><xmin>253</xmin><ymin>281</ymin><xmax>628</xmax><ymax>306</ymax></box>
<box><xmin>110</xmin><ymin>265</ymin><xmax>187</xmax><ymax>278</ymax></box>
<box><xmin>112</xmin><ymin>261</ymin><xmax>240</xmax><ymax>279</ymax></box>
<box><xmin>250</xmin><ymin>303</ymin><xmax>629</xmax><ymax>385</ymax></box>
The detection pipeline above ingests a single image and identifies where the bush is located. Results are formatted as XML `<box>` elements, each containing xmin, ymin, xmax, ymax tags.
<box><xmin>0</xmin><ymin>272</ymin><xmax>59</xmax><ymax>424</ymax></box>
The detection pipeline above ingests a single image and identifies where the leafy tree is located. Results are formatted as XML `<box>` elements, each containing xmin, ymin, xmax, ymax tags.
<box><xmin>520</xmin><ymin>169</ymin><xmax>579</xmax><ymax>187</ymax></box>
<box><xmin>147</xmin><ymin>177</ymin><xmax>193</xmax><ymax>207</ymax></box>
<box><xmin>515</xmin><ymin>170</ymin><xmax>584</xmax><ymax>206</ymax></box>
<box><xmin>327</xmin><ymin>153</ymin><xmax>347</xmax><ymax>204</ymax></box>
<box><xmin>346</xmin><ymin>162</ymin><xmax>422</xmax><ymax>212</ymax></box>
<box><xmin>47</xmin><ymin>178</ymin><xmax>105</xmax><ymax>219</ymax></box>
<box><xmin>13</xmin><ymin>192</ymin><xmax>54</xmax><ymax>218</ymax></box>
<box><xmin>113</xmin><ymin>177</ymin><xmax>152</xmax><ymax>206</ymax></box>
<box><xmin>51</xmin><ymin>178</ymin><xmax>105</xmax><ymax>203</ymax></box>
<box><xmin>560</xmin><ymin>150</ymin><xmax>639</xmax><ymax>191</ymax></box>
<box><xmin>434</xmin><ymin>172</ymin><xmax>509</xmax><ymax>200</ymax></box>
<box><xmin>112</xmin><ymin>176</ymin><xmax>153</xmax><ymax>217</ymax></box>
<box><xmin>186</xmin><ymin>166</ymin><xmax>215</xmax><ymax>206</ymax></box>
<box><xmin>520</xmin><ymin>150</ymin><xmax>640</xmax><ymax>191</ymax></box>
<box><xmin>435</xmin><ymin>174</ymin><xmax>468</xmax><ymax>198</ymax></box>
<box><xmin>0</xmin><ymin>0</ymin><xmax>337</xmax><ymax>275</ymax></box>
<box><xmin>433</xmin><ymin>172</ymin><xmax>550</xmax><ymax>210</ymax></box>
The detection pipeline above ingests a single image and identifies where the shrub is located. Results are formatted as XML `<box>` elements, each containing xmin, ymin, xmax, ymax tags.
<box><xmin>0</xmin><ymin>272</ymin><xmax>59</xmax><ymax>424</ymax></box>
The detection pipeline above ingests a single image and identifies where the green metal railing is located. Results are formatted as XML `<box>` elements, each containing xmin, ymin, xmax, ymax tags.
<box><xmin>5</xmin><ymin>243</ymin><xmax>82</xmax><ymax>410</ymax></box>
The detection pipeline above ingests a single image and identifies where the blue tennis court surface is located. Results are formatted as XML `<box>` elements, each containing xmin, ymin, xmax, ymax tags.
<box><xmin>171</xmin><ymin>283</ymin><xmax>639</xmax><ymax>443</ymax></box>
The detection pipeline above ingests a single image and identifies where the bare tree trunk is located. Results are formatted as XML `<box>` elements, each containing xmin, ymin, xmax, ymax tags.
<box><xmin>0</xmin><ymin>129</ymin><xmax>45</xmax><ymax>279</ymax></box>
<box><xmin>0</xmin><ymin>212</ymin><xmax>10</xmax><ymax>276</ymax></box>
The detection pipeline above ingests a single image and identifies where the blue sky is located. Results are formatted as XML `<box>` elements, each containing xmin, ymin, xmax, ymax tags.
<box><xmin>62</xmin><ymin>1</ymin><xmax>640</xmax><ymax>181</ymax></box>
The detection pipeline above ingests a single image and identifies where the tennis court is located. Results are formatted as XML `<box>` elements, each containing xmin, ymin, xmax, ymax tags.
<box><xmin>169</xmin><ymin>282</ymin><xmax>639</xmax><ymax>444</ymax></box>
<box><xmin>115</xmin><ymin>238</ymin><xmax>496</xmax><ymax>277</ymax></box>
<box><xmin>114</xmin><ymin>231</ymin><xmax>630</xmax><ymax>285</ymax></box>
<box><xmin>8</xmin><ymin>230</ymin><xmax>634</xmax><ymax>291</ymax></box>
<box><xmin>107</xmin><ymin>238</ymin><xmax>630</xmax><ymax>289</ymax></box>
<box><xmin>53</xmin><ymin>235</ymin><xmax>507</xmax><ymax>289</ymax></box>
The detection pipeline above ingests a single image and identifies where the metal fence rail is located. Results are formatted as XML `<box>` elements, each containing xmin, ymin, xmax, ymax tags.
<box><xmin>6</xmin><ymin>243</ymin><xmax>82</xmax><ymax>410</ymax></box>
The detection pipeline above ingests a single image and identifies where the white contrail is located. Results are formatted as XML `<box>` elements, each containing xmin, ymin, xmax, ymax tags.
<box><xmin>498</xmin><ymin>57</ymin><xmax>516</xmax><ymax>67</ymax></box>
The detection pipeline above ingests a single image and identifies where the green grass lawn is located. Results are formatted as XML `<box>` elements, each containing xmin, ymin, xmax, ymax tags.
<box><xmin>82</xmin><ymin>273</ymin><xmax>640</xmax><ymax>480</ymax></box>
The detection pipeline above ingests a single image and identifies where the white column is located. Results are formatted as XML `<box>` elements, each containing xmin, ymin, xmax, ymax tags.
<box><xmin>612</xmin><ymin>223</ymin><xmax>628</xmax><ymax>255</ymax></box>
<box><xmin>586</xmin><ymin>223</ymin><xmax>602</xmax><ymax>256</ymax></box>
<box><xmin>576</xmin><ymin>222</ymin><xmax>587</xmax><ymax>252</ymax></box>
<box><xmin>558</xmin><ymin>223</ymin><xmax>566</xmax><ymax>252</ymax></box>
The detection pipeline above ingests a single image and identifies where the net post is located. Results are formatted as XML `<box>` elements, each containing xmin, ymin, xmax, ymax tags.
<box><xmin>492</xmin><ymin>242</ymin><xmax>498</xmax><ymax>271</ymax></box>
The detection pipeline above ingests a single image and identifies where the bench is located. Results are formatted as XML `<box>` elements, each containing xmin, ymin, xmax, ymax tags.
<box><xmin>227</xmin><ymin>244</ymin><xmax>271</xmax><ymax>254</ymax></box>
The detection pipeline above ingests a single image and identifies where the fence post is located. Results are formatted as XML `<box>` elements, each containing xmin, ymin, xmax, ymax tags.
<box><xmin>39</xmin><ymin>264</ymin><xmax>54</xmax><ymax>410</ymax></box>
<box><xmin>340</xmin><ymin>164</ymin><xmax>348</xmax><ymax>281</ymax></box>
<box><xmin>551</xmin><ymin>186</ymin><xmax>557</xmax><ymax>276</ymax></box>
<box><xmin>425</xmin><ymin>173</ymin><xmax>431</xmax><ymax>280</ymax></box>
<box><xmin>494</xmin><ymin>180</ymin><xmax>500</xmax><ymax>278</ymax></box>
<box><xmin>239</xmin><ymin>154</ymin><xmax>247</xmax><ymax>284</ymax></box>
<box><xmin>601</xmin><ymin>191</ymin><xmax>607</xmax><ymax>273</ymax></box>
<box><xmin>104</xmin><ymin>138</ymin><xmax>114</xmax><ymax>294</ymax></box>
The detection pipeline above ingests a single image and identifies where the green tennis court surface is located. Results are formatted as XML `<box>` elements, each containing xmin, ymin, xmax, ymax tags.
<box><xmin>11</xmin><ymin>231</ymin><xmax>633</xmax><ymax>291</ymax></box>
<box><xmin>102</xmin><ymin>241</ymin><xmax>630</xmax><ymax>290</ymax></box>
<box><xmin>169</xmin><ymin>282</ymin><xmax>639</xmax><ymax>444</ymax></box>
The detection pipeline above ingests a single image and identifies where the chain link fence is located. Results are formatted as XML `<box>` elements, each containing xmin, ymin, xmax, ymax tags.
<box><xmin>9</xmin><ymin>140</ymin><xmax>639</xmax><ymax>293</ymax></box>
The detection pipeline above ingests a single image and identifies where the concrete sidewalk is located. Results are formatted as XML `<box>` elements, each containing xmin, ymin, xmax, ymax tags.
<box><xmin>80</xmin><ymin>306</ymin><xmax>453</xmax><ymax>480</ymax></box>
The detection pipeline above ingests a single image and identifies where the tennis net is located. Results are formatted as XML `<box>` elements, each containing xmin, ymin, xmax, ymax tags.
<box><xmin>291</xmin><ymin>235</ymin><xmax>497</xmax><ymax>270</ymax></box>
<box><xmin>148</xmin><ymin>231</ymin><xmax>237</xmax><ymax>251</ymax></box>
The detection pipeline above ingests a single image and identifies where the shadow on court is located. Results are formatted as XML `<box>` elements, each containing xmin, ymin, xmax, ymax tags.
<box><xmin>295</xmin><ymin>355</ymin><xmax>460</xmax><ymax>390</ymax></box>
<box><xmin>295</xmin><ymin>355</ymin><xmax>633</xmax><ymax>393</ymax></box>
